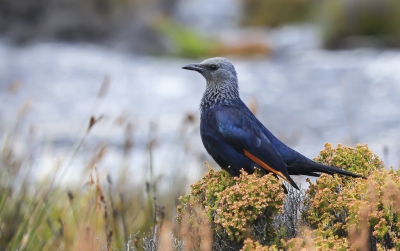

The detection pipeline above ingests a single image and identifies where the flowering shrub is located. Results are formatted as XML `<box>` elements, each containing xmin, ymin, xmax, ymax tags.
<box><xmin>178</xmin><ymin>165</ymin><xmax>285</xmax><ymax>249</ymax></box>
<box><xmin>178</xmin><ymin>144</ymin><xmax>400</xmax><ymax>250</ymax></box>
<box><xmin>303</xmin><ymin>143</ymin><xmax>400</xmax><ymax>250</ymax></box>
<box><xmin>284</xmin><ymin>229</ymin><xmax>351</xmax><ymax>251</ymax></box>
<box><xmin>240</xmin><ymin>238</ymin><xmax>279</xmax><ymax>251</ymax></box>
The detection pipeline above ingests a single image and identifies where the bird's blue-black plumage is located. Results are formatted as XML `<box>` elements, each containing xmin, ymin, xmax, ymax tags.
<box><xmin>201</xmin><ymin>101</ymin><xmax>299</xmax><ymax>189</ymax></box>
<box><xmin>183</xmin><ymin>57</ymin><xmax>362</xmax><ymax>190</ymax></box>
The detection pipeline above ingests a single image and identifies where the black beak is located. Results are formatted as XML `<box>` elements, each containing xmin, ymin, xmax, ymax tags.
<box><xmin>182</xmin><ymin>63</ymin><xmax>203</xmax><ymax>73</ymax></box>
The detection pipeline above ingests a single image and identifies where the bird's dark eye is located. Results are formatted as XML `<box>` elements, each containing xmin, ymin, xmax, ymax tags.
<box><xmin>210</xmin><ymin>64</ymin><xmax>218</xmax><ymax>71</ymax></box>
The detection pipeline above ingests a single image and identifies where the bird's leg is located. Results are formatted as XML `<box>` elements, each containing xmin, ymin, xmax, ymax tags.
<box><xmin>282</xmin><ymin>184</ymin><xmax>288</xmax><ymax>194</ymax></box>
<box><xmin>273</xmin><ymin>173</ymin><xmax>288</xmax><ymax>194</ymax></box>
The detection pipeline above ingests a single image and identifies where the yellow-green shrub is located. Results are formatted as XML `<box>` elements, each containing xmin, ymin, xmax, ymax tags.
<box><xmin>284</xmin><ymin>229</ymin><xmax>351</xmax><ymax>251</ymax></box>
<box><xmin>178</xmin><ymin>166</ymin><xmax>285</xmax><ymax>248</ymax></box>
<box><xmin>319</xmin><ymin>0</ymin><xmax>400</xmax><ymax>49</ymax></box>
<box><xmin>303</xmin><ymin>143</ymin><xmax>400</xmax><ymax>250</ymax></box>
<box><xmin>240</xmin><ymin>238</ymin><xmax>280</xmax><ymax>251</ymax></box>
<box><xmin>241</xmin><ymin>0</ymin><xmax>313</xmax><ymax>27</ymax></box>
<box><xmin>178</xmin><ymin>144</ymin><xmax>400</xmax><ymax>250</ymax></box>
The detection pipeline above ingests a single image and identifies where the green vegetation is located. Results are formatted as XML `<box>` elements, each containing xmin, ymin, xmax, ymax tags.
<box><xmin>318</xmin><ymin>0</ymin><xmax>400</xmax><ymax>49</ymax></box>
<box><xmin>301</xmin><ymin>143</ymin><xmax>400</xmax><ymax>250</ymax></box>
<box><xmin>154</xmin><ymin>17</ymin><xmax>272</xmax><ymax>58</ymax></box>
<box><xmin>154</xmin><ymin>17</ymin><xmax>218</xmax><ymax>58</ymax></box>
<box><xmin>240</xmin><ymin>0</ymin><xmax>400</xmax><ymax>49</ymax></box>
<box><xmin>241</xmin><ymin>0</ymin><xmax>313</xmax><ymax>27</ymax></box>
<box><xmin>0</xmin><ymin>133</ymin><xmax>187</xmax><ymax>250</ymax></box>
<box><xmin>178</xmin><ymin>166</ymin><xmax>284</xmax><ymax>249</ymax></box>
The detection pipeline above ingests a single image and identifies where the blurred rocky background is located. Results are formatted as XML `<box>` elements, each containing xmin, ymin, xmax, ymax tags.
<box><xmin>2</xmin><ymin>0</ymin><xmax>400</xmax><ymax>55</ymax></box>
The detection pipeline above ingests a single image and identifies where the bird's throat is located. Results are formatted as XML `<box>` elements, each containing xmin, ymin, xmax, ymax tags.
<box><xmin>200</xmin><ymin>80</ymin><xmax>240</xmax><ymax>112</ymax></box>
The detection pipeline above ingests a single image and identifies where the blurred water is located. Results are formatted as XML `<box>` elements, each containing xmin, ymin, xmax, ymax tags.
<box><xmin>1</xmin><ymin>24</ymin><xmax>400</xmax><ymax>186</ymax></box>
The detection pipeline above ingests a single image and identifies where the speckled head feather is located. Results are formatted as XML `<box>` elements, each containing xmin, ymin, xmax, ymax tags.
<box><xmin>182</xmin><ymin>57</ymin><xmax>240</xmax><ymax>112</ymax></box>
<box><xmin>198</xmin><ymin>57</ymin><xmax>237</xmax><ymax>84</ymax></box>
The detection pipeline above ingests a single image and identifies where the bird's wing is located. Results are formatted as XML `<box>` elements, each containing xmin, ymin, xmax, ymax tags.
<box><xmin>215</xmin><ymin>108</ymin><xmax>299</xmax><ymax>189</ymax></box>
<box><xmin>239</xmin><ymin>105</ymin><xmax>364</xmax><ymax>179</ymax></box>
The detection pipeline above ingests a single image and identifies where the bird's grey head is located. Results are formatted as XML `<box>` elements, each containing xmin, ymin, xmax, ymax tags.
<box><xmin>182</xmin><ymin>57</ymin><xmax>240</xmax><ymax>109</ymax></box>
<box><xmin>182</xmin><ymin>57</ymin><xmax>238</xmax><ymax>86</ymax></box>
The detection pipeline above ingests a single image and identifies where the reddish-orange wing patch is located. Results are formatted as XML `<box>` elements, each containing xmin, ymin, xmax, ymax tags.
<box><xmin>243</xmin><ymin>150</ymin><xmax>289</xmax><ymax>182</ymax></box>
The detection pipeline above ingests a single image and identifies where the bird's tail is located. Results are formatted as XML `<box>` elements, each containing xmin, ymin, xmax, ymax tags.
<box><xmin>288</xmin><ymin>161</ymin><xmax>365</xmax><ymax>179</ymax></box>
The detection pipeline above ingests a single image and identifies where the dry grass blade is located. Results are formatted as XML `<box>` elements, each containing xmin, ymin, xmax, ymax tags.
<box><xmin>87</xmin><ymin>115</ymin><xmax>104</xmax><ymax>133</ymax></box>
<box><xmin>7</xmin><ymin>80</ymin><xmax>23</xmax><ymax>94</ymax></box>
<box><xmin>97</xmin><ymin>75</ymin><xmax>110</xmax><ymax>98</ymax></box>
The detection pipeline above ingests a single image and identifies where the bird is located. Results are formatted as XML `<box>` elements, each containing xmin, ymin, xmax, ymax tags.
<box><xmin>182</xmin><ymin>57</ymin><xmax>362</xmax><ymax>190</ymax></box>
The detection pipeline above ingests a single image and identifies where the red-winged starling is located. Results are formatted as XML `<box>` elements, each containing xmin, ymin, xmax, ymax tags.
<box><xmin>182</xmin><ymin>57</ymin><xmax>363</xmax><ymax>190</ymax></box>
